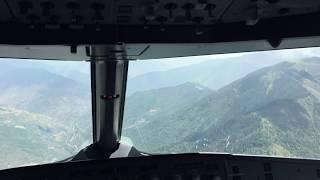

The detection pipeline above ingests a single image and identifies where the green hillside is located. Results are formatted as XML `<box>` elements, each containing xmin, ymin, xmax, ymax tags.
<box><xmin>124</xmin><ymin>82</ymin><xmax>212</xmax><ymax>127</ymax></box>
<box><xmin>0</xmin><ymin>106</ymin><xmax>73</xmax><ymax>169</ymax></box>
<box><xmin>123</xmin><ymin>58</ymin><xmax>320</xmax><ymax>159</ymax></box>
<box><xmin>0</xmin><ymin>65</ymin><xmax>92</xmax><ymax>169</ymax></box>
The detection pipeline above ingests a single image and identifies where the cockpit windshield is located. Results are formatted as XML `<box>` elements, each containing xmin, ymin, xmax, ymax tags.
<box><xmin>0</xmin><ymin>59</ymin><xmax>92</xmax><ymax>169</ymax></box>
<box><xmin>3</xmin><ymin>47</ymin><xmax>320</xmax><ymax>170</ymax></box>
<box><xmin>123</xmin><ymin>47</ymin><xmax>320</xmax><ymax>159</ymax></box>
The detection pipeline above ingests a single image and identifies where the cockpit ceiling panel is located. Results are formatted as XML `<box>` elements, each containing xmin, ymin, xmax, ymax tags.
<box><xmin>0</xmin><ymin>0</ymin><xmax>319</xmax><ymax>25</ymax></box>
<box><xmin>222</xmin><ymin>0</ymin><xmax>320</xmax><ymax>23</ymax></box>
<box><xmin>0</xmin><ymin>0</ymin><xmax>11</xmax><ymax>22</ymax></box>
<box><xmin>0</xmin><ymin>36</ymin><xmax>320</xmax><ymax>61</ymax></box>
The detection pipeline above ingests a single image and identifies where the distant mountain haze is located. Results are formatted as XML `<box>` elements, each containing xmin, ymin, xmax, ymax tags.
<box><xmin>127</xmin><ymin>53</ymin><xmax>289</xmax><ymax>95</ymax></box>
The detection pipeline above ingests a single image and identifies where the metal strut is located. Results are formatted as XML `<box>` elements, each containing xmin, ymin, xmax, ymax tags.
<box><xmin>90</xmin><ymin>44</ymin><xmax>129</xmax><ymax>155</ymax></box>
<box><xmin>68</xmin><ymin>44</ymin><xmax>132</xmax><ymax>161</ymax></box>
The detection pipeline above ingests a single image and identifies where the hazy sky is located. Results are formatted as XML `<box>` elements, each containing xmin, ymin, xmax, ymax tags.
<box><xmin>128</xmin><ymin>47</ymin><xmax>320</xmax><ymax>77</ymax></box>
<box><xmin>148</xmin><ymin>46</ymin><xmax>320</xmax><ymax>65</ymax></box>
<box><xmin>2</xmin><ymin>46</ymin><xmax>320</xmax><ymax>79</ymax></box>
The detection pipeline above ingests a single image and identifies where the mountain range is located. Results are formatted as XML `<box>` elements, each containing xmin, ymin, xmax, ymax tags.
<box><xmin>123</xmin><ymin>58</ymin><xmax>320</xmax><ymax>159</ymax></box>
<box><xmin>126</xmin><ymin>52</ymin><xmax>287</xmax><ymax>95</ymax></box>
<box><xmin>1</xmin><ymin>55</ymin><xmax>320</xmax><ymax>169</ymax></box>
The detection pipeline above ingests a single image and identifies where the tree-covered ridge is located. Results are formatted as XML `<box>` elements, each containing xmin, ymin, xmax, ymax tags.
<box><xmin>123</xmin><ymin>58</ymin><xmax>320</xmax><ymax>159</ymax></box>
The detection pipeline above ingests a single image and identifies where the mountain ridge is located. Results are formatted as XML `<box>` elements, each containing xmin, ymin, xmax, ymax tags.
<box><xmin>123</xmin><ymin>59</ymin><xmax>320</xmax><ymax>158</ymax></box>
<box><xmin>127</xmin><ymin>53</ymin><xmax>287</xmax><ymax>95</ymax></box>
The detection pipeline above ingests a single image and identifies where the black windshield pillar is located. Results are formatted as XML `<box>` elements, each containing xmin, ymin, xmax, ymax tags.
<box><xmin>90</xmin><ymin>44</ymin><xmax>128</xmax><ymax>154</ymax></box>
